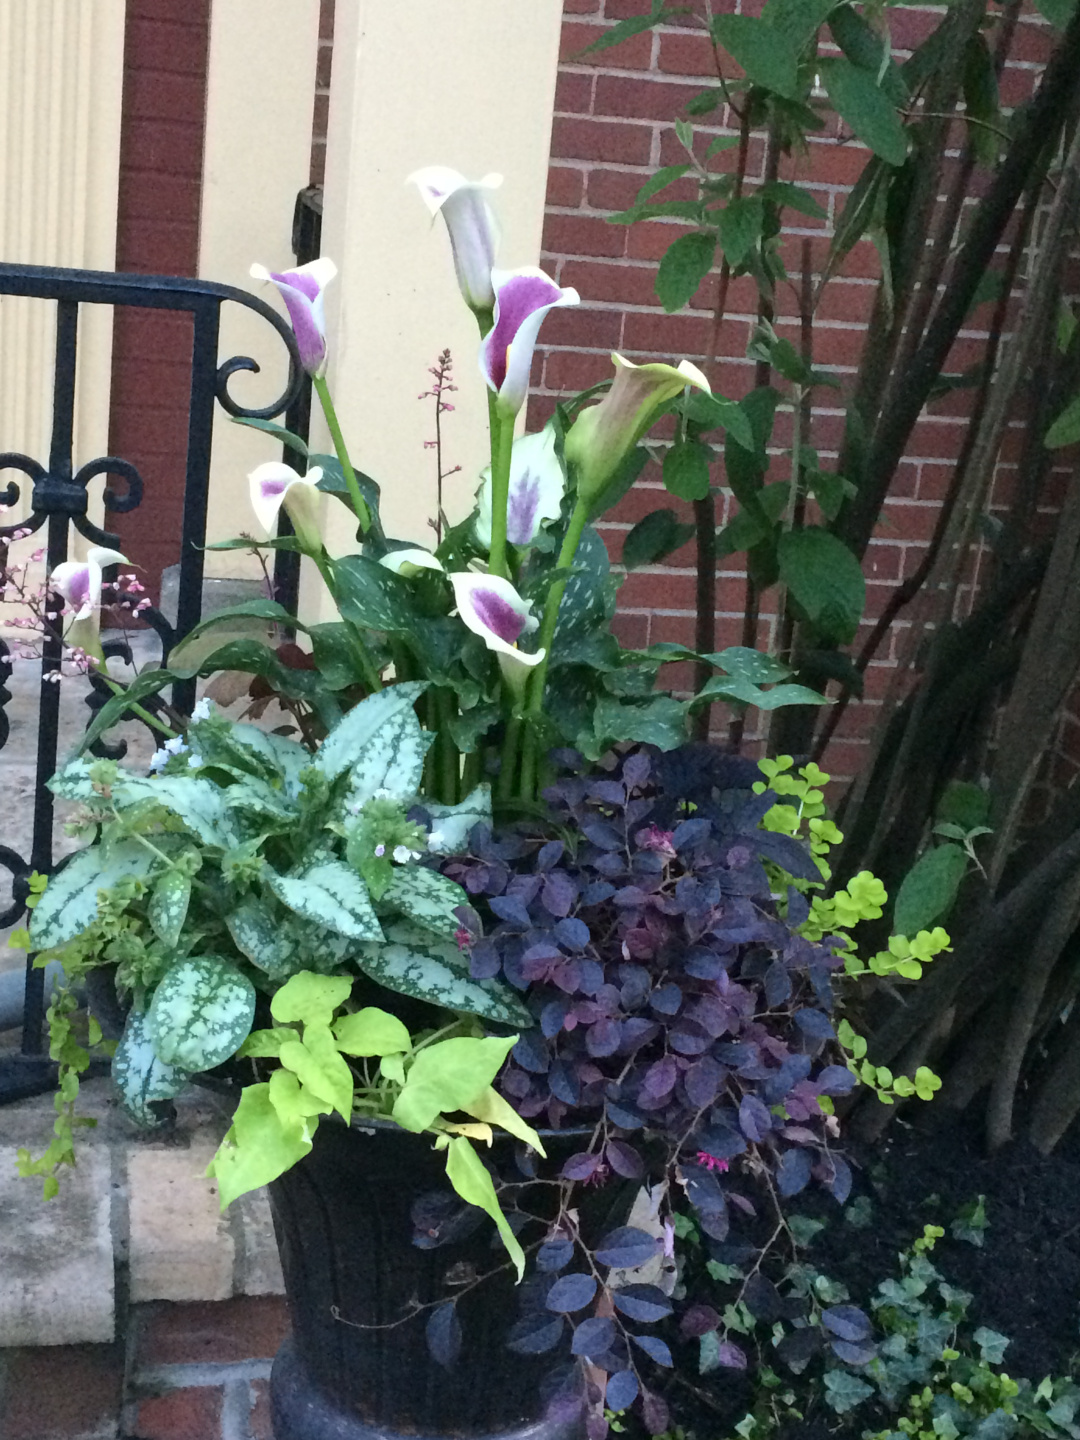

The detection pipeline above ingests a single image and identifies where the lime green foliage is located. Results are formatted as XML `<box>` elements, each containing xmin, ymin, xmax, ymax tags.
<box><xmin>755</xmin><ymin>757</ymin><xmax>948</xmax><ymax>1106</ymax></box>
<box><xmin>208</xmin><ymin>970</ymin><xmax>542</xmax><ymax>1276</ymax></box>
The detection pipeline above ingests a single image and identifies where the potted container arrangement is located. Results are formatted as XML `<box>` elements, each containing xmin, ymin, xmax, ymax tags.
<box><xmin>16</xmin><ymin>166</ymin><xmax>947</xmax><ymax>1440</ymax></box>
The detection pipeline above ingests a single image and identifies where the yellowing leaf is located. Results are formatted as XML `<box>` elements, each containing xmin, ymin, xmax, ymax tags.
<box><xmin>278</xmin><ymin>1024</ymin><xmax>355</xmax><ymax>1122</ymax></box>
<box><xmin>464</xmin><ymin>1086</ymin><xmax>547</xmax><ymax>1158</ymax></box>
<box><xmin>207</xmin><ymin>1082</ymin><xmax>313</xmax><ymax>1209</ymax></box>
<box><xmin>444</xmin><ymin>1135</ymin><xmax>525</xmax><ymax>1280</ymax></box>
<box><xmin>333</xmin><ymin>1007</ymin><xmax>411</xmax><ymax>1057</ymax></box>
<box><xmin>392</xmin><ymin>1035</ymin><xmax>517</xmax><ymax>1134</ymax></box>
<box><xmin>271</xmin><ymin>972</ymin><xmax>352</xmax><ymax>1027</ymax></box>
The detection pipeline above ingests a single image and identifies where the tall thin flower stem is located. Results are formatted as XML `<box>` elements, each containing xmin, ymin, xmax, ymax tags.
<box><xmin>486</xmin><ymin>413</ymin><xmax>515</xmax><ymax>582</ymax></box>
<box><xmin>313</xmin><ymin>374</ymin><xmax>372</xmax><ymax>534</ymax></box>
<box><xmin>313</xmin><ymin>552</ymin><xmax>382</xmax><ymax>693</ymax></box>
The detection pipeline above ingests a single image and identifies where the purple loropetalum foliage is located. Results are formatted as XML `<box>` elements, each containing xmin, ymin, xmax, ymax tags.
<box><xmin>429</xmin><ymin>744</ymin><xmax>866</xmax><ymax>1437</ymax></box>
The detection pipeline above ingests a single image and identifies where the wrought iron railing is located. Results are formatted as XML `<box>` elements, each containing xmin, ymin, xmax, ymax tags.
<box><xmin>0</xmin><ymin>261</ymin><xmax>306</xmax><ymax>1103</ymax></box>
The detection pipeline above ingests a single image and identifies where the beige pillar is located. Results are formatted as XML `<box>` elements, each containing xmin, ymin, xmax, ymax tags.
<box><xmin>0</xmin><ymin>0</ymin><xmax>125</xmax><ymax>525</ymax></box>
<box><xmin>306</xmin><ymin>0</ymin><xmax>564</xmax><ymax>618</ymax></box>
<box><xmin>198</xmin><ymin>0</ymin><xmax>320</xmax><ymax>580</ymax></box>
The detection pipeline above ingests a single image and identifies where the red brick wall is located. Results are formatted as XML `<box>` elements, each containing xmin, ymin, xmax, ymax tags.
<box><xmin>531</xmin><ymin>0</ymin><xmax>1053</xmax><ymax>780</ymax></box>
<box><xmin>108</xmin><ymin>0</ymin><xmax>213</xmax><ymax>599</ymax></box>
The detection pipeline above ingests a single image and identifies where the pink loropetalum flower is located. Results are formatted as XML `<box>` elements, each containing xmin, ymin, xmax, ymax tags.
<box><xmin>409</xmin><ymin>167</ymin><xmax>502</xmax><ymax>314</ymax></box>
<box><xmin>250</xmin><ymin>258</ymin><xmax>336</xmax><ymax>376</ymax></box>
<box><xmin>249</xmin><ymin>462</ymin><xmax>324</xmax><ymax>554</ymax></box>
<box><xmin>476</xmin><ymin>424</ymin><xmax>565</xmax><ymax>551</ymax></box>
<box><xmin>636</xmin><ymin>824</ymin><xmax>677</xmax><ymax>861</ymax></box>
<box><xmin>694</xmin><ymin>1152</ymin><xmax>730</xmax><ymax>1174</ymax></box>
<box><xmin>454</xmin><ymin>925</ymin><xmax>472</xmax><ymax>952</ymax></box>
<box><xmin>480</xmin><ymin>268</ymin><xmax>579</xmax><ymax>418</ymax></box>
<box><xmin>449</xmin><ymin>571</ymin><xmax>545</xmax><ymax>693</ymax></box>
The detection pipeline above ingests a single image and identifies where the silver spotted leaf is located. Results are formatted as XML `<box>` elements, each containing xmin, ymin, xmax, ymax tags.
<box><xmin>112</xmin><ymin>1009</ymin><xmax>188</xmax><ymax>1127</ymax></box>
<box><xmin>29</xmin><ymin>841</ymin><xmax>158</xmax><ymax>951</ymax></box>
<box><xmin>265</xmin><ymin>859</ymin><xmax>384</xmax><ymax>942</ymax></box>
<box><xmin>148</xmin><ymin>870</ymin><xmax>192</xmax><ymax>949</ymax></box>
<box><xmin>315</xmin><ymin>682</ymin><xmax>429</xmax><ymax>786</ymax></box>
<box><xmin>424</xmin><ymin>784</ymin><xmax>492</xmax><ymax>856</ymax></box>
<box><xmin>225</xmin><ymin>896</ymin><xmax>297</xmax><ymax>978</ymax></box>
<box><xmin>146</xmin><ymin>956</ymin><xmax>256</xmax><ymax>1072</ymax></box>
<box><xmin>381</xmin><ymin>866</ymin><xmax>469</xmax><ymax>940</ymax></box>
<box><xmin>357</xmin><ymin>919</ymin><xmax>531</xmax><ymax>1027</ymax></box>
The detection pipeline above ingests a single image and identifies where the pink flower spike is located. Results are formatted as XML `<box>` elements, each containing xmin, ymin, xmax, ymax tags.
<box><xmin>694</xmin><ymin>1151</ymin><xmax>729</xmax><ymax>1174</ymax></box>
<box><xmin>480</xmin><ymin>268</ymin><xmax>579</xmax><ymax>417</ymax></box>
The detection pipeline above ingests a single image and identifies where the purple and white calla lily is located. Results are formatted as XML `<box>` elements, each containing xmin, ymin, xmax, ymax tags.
<box><xmin>476</xmin><ymin>424</ymin><xmax>565</xmax><ymax>550</ymax></box>
<box><xmin>250</xmin><ymin>258</ymin><xmax>337</xmax><ymax>376</ymax></box>
<box><xmin>249</xmin><ymin>463</ymin><xmax>324</xmax><ymax>554</ymax></box>
<box><xmin>480</xmin><ymin>268</ymin><xmax>579</xmax><ymax>418</ymax></box>
<box><xmin>50</xmin><ymin>546</ymin><xmax>130</xmax><ymax>622</ymax></box>
<box><xmin>449</xmin><ymin>571</ymin><xmax>545</xmax><ymax>692</ymax></box>
<box><xmin>408</xmin><ymin>166</ymin><xmax>502</xmax><ymax>314</ymax></box>
<box><xmin>565</xmin><ymin>352</ymin><xmax>711</xmax><ymax>502</ymax></box>
<box><xmin>379</xmin><ymin>548</ymin><xmax>445</xmax><ymax>577</ymax></box>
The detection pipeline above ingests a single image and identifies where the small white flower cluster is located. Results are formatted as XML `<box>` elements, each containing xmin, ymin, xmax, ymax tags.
<box><xmin>192</xmin><ymin>697</ymin><xmax>214</xmax><ymax>722</ymax></box>
<box><xmin>373</xmin><ymin>842</ymin><xmax>424</xmax><ymax>864</ymax></box>
<box><xmin>148</xmin><ymin>734</ymin><xmax>188</xmax><ymax>773</ymax></box>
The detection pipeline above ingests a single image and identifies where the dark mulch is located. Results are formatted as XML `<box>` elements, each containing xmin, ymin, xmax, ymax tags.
<box><xmin>654</xmin><ymin>1109</ymin><xmax>1080</xmax><ymax>1439</ymax></box>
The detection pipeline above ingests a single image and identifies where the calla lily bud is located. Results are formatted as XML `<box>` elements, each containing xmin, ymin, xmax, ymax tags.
<box><xmin>449</xmin><ymin>571</ymin><xmax>545</xmax><ymax>693</ymax></box>
<box><xmin>50</xmin><ymin>546</ymin><xmax>131</xmax><ymax>666</ymax></box>
<box><xmin>476</xmin><ymin>424</ymin><xmax>565</xmax><ymax>551</ymax></box>
<box><xmin>564</xmin><ymin>353</ymin><xmax>711</xmax><ymax>503</ymax></box>
<box><xmin>480</xmin><ymin>268</ymin><xmax>579</xmax><ymax>418</ymax></box>
<box><xmin>250</xmin><ymin>258</ymin><xmax>336</xmax><ymax>376</ymax></box>
<box><xmin>379</xmin><ymin>548</ymin><xmax>445</xmax><ymax>577</ymax></box>
<box><xmin>408</xmin><ymin>166</ymin><xmax>502</xmax><ymax>314</ymax></box>
<box><xmin>249</xmin><ymin>463</ymin><xmax>324</xmax><ymax>554</ymax></box>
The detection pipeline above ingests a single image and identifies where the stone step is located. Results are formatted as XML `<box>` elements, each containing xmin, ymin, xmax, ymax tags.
<box><xmin>0</xmin><ymin>1078</ymin><xmax>282</xmax><ymax>1348</ymax></box>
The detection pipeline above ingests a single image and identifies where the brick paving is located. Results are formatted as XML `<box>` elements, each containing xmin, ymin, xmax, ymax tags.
<box><xmin>0</xmin><ymin>1296</ymin><xmax>289</xmax><ymax>1440</ymax></box>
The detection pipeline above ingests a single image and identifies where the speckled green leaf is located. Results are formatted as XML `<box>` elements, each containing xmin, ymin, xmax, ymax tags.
<box><xmin>148</xmin><ymin>870</ymin><xmax>192</xmax><ymax>948</ymax></box>
<box><xmin>424</xmin><ymin>784</ymin><xmax>492</xmax><ymax>857</ymax></box>
<box><xmin>551</xmin><ymin>526</ymin><xmax>617</xmax><ymax>650</ymax></box>
<box><xmin>29</xmin><ymin>841</ymin><xmax>157</xmax><ymax>951</ymax></box>
<box><xmin>225</xmin><ymin>897</ymin><xmax>296</xmax><ymax>978</ymax></box>
<box><xmin>118</xmin><ymin>774</ymin><xmax>237</xmax><ymax>848</ymax></box>
<box><xmin>381</xmin><ymin>866</ymin><xmax>469</xmax><ymax>940</ymax></box>
<box><xmin>315</xmin><ymin>682</ymin><xmax>429</xmax><ymax>792</ymax></box>
<box><xmin>146</xmin><ymin>956</ymin><xmax>256</xmax><ymax>1072</ymax></box>
<box><xmin>357</xmin><ymin>920</ymin><xmax>531</xmax><ymax>1026</ymax></box>
<box><xmin>226</xmin><ymin>726</ymin><xmax>309</xmax><ymax>797</ymax></box>
<box><xmin>265</xmin><ymin>860</ymin><xmax>384</xmax><ymax>942</ymax></box>
<box><xmin>112</xmin><ymin>1009</ymin><xmax>188</xmax><ymax>1127</ymax></box>
<box><xmin>48</xmin><ymin>758</ymin><xmax>98</xmax><ymax>801</ymax></box>
<box><xmin>223</xmin><ymin>775</ymin><xmax>298</xmax><ymax>827</ymax></box>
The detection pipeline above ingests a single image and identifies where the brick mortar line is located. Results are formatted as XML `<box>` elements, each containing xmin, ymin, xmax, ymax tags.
<box><xmin>133</xmin><ymin>1358</ymin><xmax>273</xmax><ymax>1390</ymax></box>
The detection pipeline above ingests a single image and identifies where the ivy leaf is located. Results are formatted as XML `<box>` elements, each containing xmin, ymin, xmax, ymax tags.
<box><xmin>710</xmin><ymin>14</ymin><xmax>799</xmax><ymax>97</ymax></box>
<box><xmin>893</xmin><ymin>843</ymin><xmax>966</xmax><ymax>935</ymax></box>
<box><xmin>823</xmin><ymin>1369</ymin><xmax>874</xmax><ymax>1414</ymax></box>
<box><xmin>819</xmin><ymin>57</ymin><xmax>908</xmax><ymax>166</ymax></box>
<box><xmin>663</xmin><ymin>438</ymin><xmax>713</xmax><ymax>501</ymax></box>
<box><xmin>777</xmin><ymin>527</ymin><xmax>866</xmax><ymax>645</ymax></box>
<box><xmin>656</xmin><ymin>232</ymin><xmax>716</xmax><ymax>313</ymax></box>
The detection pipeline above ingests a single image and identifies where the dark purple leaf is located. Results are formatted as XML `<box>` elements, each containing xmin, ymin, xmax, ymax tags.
<box><xmin>643</xmin><ymin>1056</ymin><xmax>678</xmax><ymax>1098</ymax></box>
<box><xmin>582</xmin><ymin>820</ymin><xmax>623</xmax><ymax>850</ymax></box>
<box><xmin>426</xmin><ymin>1302</ymin><xmax>462</xmax><ymax>1369</ymax></box>
<box><xmin>794</xmin><ymin>1008</ymin><xmax>836</xmax><ymax>1043</ymax></box>
<box><xmin>672</xmin><ymin>818</ymin><xmax>710</xmax><ymax>849</ymax></box>
<box><xmin>586</xmin><ymin>1414</ymin><xmax>609</xmax><ymax>1440</ymax></box>
<box><xmin>761</xmin><ymin>1053</ymin><xmax>814</xmax><ymax>1104</ymax></box>
<box><xmin>537</xmin><ymin>1238</ymin><xmax>575</xmax><ymax>1273</ymax></box>
<box><xmin>631</xmin><ymin>1334</ymin><xmax>673</xmax><ymax>1368</ymax></box>
<box><xmin>822</xmin><ymin>1306</ymin><xmax>872</xmax><ymax>1343</ymax></box>
<box><xmin>582</xmin><ymin>880</ymin><xmax>616</xmax><ymax>905</ymax></box>
<box><xmin>542</xmin><ymin>872</ymin><xmax>577</xmax><ymax>918</ymax></box>
<box><xmin>605</xmin><ymin>1369</ymin><xmax>639</xmax><ymax>1413</ymax></box>
<box><xmin>596</xmin><ymin>1227</ymin><xmax>659</xmax><ymax>1270</ymax></box>
<box><xmin>684</xmin><ymin>1055</ymin><xmax>724</xmax><ymax>1109</ymax></box>
<box><xmin>561</xmin><ymin>1151</ymin><xmax>602</xmax><ymax>1181</ymax></box>
<box><xmin>589</xmin><ymin>780</ymin><xmax>626</xmax><ymax>806</ymax></box>
<box><xmin>489</xmin><ymin>894</ymin><xmax>533</xmax><ymax>928</ymax></box>
<box><xmin>816</xmin><ymin>1064</ymin><xmax>856</xmax><ymax>1095</ymax></box>
<box><xmin>743</xmin><ymin>1273</ymin><xmax>784</xmax><ymax>1322</ymax></box>
<box><xmin>611</xmin><ymin>1284</ymin><xmax>672</xmax><ymax>1324</ymax></box>
<box><xmin>684</xmin><ymin>949</ymin><xmax>727</xmax><ymax>980</ymax></box>
<box><xmin>680</xmin><ymin>1304</ymin><xmax>720</xmax><ymax>1338</ymax></box>
<box><xmin>696</xmin><ymin>1122</ymin><xmax>746</xmax><ymax>1161</ymax></box>
<box><xmin>605</xmin><ymin>1139</ymin><xmax>645</xmax><ymax>1180</ymax></box>
<box><xmin>548</xmin><ymin>1059</ymin><xmax>582</xmax><ymax>1106</ymax></box>
<box><xmin>555</xmin><ymin>916</ymin><xmax>591</xmax><ymax>951</ymax></box>
<box><xmin>537</xmin><ymin>840</ymin><xmax>565</xmax><ymax>871</ymax></box>
<box><xmin>752</xmin><ymin>830</ymin><xmax>820</xmax><ymax>882</ymax></box>
<box><xmin>831</xmin><ymin>1340</ymin><xmax>877</xmax><ymax>1365</ymax></box>
<box><xmin>764</xmin><ymin>961</ymin><xmax>793</xmax><ymax>1007</ymax></box>
<box><xmin>739</xmin><ymin>1094</ymin><xmax>774</xmax><ymax>1142</ymax></box>
<box><xmin>606</xmin><ymin>1100</ymin><xmax>645</xmax><ymax>1130</ymax></box>
<box><xmin>623</xmin><ymin>752</ymin><xmax>651</xmax><ymax>790</ymax></box>
<box><xmin>679</xmin><ymin>1164</ymin><xmax>726</xmax><ymax>1219</ymax></box>
<box><xmin>642</xmin><ymin>1389</ymin><xmax>670</xmax><ymax>1436</ymax></box>
<box><xmin>586</xmin><ymin>1018</ymin><xmax>622</xmax><ymax>1057</ymax></box>
<box><xmin>572</xmin><ymin>1317</ymin><xmax>616</xmax><ymax>1357</ymax></box>
<box><xmin>777</xmin><ymin>1326</ymin><xmax>821</xmax><ymax>1373</ymax></box>
<box><xmin>650</xmin><ymin>983</ymin><xmax>683</xmax><ymax>1016</ymax></box>
<box><xmin>468</xmin><ymin>939</ymin><xmax>501</xmax><ymax>980</ymax></box>
<box><xmin>507</xmin><ymin>1312</ymin><xmax>564</xmax><ymax>1354</ymax></box>
<box><xmin>594</xmin><ymin>852</ymin><xmax>625</xmax><ymax>877</ymax></box>
<box><xmin>620</xmin><ymin>1017</ymin><xmax>660</xmax><ymax>1051</ymax></box>
<box><xmin>546</xmin><ymin>1273</ymin><xmax>598</xmax><ymax>1313</ymax></box>
<box><xmin>776</xmin><ymin>1146</ymin><xmax>813</xmax><ymax>1197</ymax></box>
<box><xmin>822</xmin><ymin>1153</ymin><xmax>852</xmax><ymax>1203</ymax></box>
<box><xmin>513</xmin><ymin>1031</ymin><xmax>550</xmax><ymax>1075</ymax></box>
<box><xmin>410</xmin><ymin>1191</ymin><xmax>484</xmax><ymax>1249</ymax></box>
<box><xmin>670</xmin><ymin>1021</ymin><xmax>711</xmax><ymax>1056</ymax></box>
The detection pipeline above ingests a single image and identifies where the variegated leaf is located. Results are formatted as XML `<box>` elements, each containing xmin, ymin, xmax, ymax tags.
<box><xmin>424</xmin><ymin>784</ymin><xmax>492</xmax><ymax>856</ymax></box>
<box><xmin>315</xmin><ymin>682</ymin><xmax>428</xmax><ymax>784</ymax></box>
<box><xmin>223</xmin><ymin>775</ymin><xmax>298</xmax><ymax>826</ymax></box>
<box><xmin>223</xmin><ymin>724</ymin><xmax>310</xmax><ymax>797</ymax></box>
<box><xmin>225</xmin><ymin>897</ymin><xmax>297</xmax><ymax>978</ymax></box>
<box><xmin>265</xmin><ymin>859</ymin><xmax>384</xmax><ymax>942</ymax></box>
<box><xmin>48</xmin><ymin>758</ymin><xmax>98</xmax><ymax>801</ymax></box>
<box><xmin>146</xmin><ymin>956</ymin><xmax>256</xmax><ymax>1071</ymax></box>
<box><xmin>112</xmin><ymin>1009</ymin><xmax>188</xmax><ymax>1127</ymax></box>
<box><xmin>148</xmin><ymin>870</ymin><xmax>192</xmax><ymax>948</ymax></box>
<box><xmin>357</xmin><ymin>920</ymin><xmax>531</xmax><ymax>1026</ymax></box>
<box><xmin>117</xmin><ymin>774</ymin><xmax>238</xmax><ymax>847</ymax></box>
<box><xmin>29</xmin><ymin>841</ymin><xmax>158</xmax><ymax>951</ymax></box>
<box><xmin>381</xmin><ymin>865</ymin><xmax>469</xmax><ymax>940</ymax></box>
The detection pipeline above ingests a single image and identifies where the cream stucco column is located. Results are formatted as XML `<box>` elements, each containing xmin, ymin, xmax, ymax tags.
<box><xmin>306</xmin><ymin>0</ymin><xmax>564</xmax><ymax>618</ymax></box>
<box><xmin>198</xmin><ymin>0</ymin><xmax>320</xmax><ymax>579</ymax></box>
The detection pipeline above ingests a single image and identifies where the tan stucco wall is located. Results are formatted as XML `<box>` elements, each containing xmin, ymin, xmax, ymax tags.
<box><xmin>197</xmin><ymin>0</ymin><xmax>320</xmax><ymax>580</ymax></box>
<box><xmin>301</xmin><ymin>0</ymin><xmax>565</xmax><ymax>620</ymax></box>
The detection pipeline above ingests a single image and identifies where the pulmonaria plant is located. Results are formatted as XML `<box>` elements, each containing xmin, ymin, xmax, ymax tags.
<box><xmin>426</xmin><ymin>746</ymin><xmax>945</xmax><ymax>1437</ymax></box>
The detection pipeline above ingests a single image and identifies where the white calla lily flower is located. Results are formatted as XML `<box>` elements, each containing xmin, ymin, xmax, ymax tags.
<box><xmin>476</xmin><ymin>425</ymin><xmax>565</xmax><ymax>551</ymax></box>
<box><xmin>379</xmin><ymin>548</ymin><xmax>446</xmax><ymax>577</ymax></box>
<box><xmin>50</xmin><ymin>547</ymin><xmax>129</xmax><ymax>622</ymax></box>
<box><xmin>449</xmin><ymin>571</ymin><xmax>545</xmax><ymax>692</ymax></box>
<box><xmin>249</xmin><ymin>462</ymin><xmax>324</xmax><ymax>554</ymax></box>
<box><xmin>408</xmin><ymin>166</ymin><xmax>502</xmax><ymax>313</ymax></box>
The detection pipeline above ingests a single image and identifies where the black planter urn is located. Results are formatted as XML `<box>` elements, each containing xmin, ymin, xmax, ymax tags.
<box><xmin>267</xmin><ymin>1120</ymin><xmax>582</xmax><ymax>1440</ymax></box>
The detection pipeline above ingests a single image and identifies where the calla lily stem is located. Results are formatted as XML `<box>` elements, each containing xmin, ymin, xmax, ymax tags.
<box><xmin>313</xmin><ymin>553</ymin><xmax>382</xmax><ymax>693</ymax></box>
<box><xmin>486</xmin><ymin>412</ymin><xmax>515</xmax><ymax>582</ymax></box>
<box><xmin>313</xmin><ymin>375</ymin><xmax>372</xmax><ymax>534</ymax></box>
